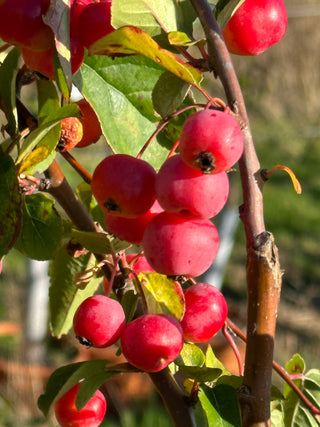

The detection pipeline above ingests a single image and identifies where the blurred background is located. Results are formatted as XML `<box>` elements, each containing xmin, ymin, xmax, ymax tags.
<box><xmin>0</xmin><ymin>0</ymin><xmax>319</xmax><ymax>425</ymax></box>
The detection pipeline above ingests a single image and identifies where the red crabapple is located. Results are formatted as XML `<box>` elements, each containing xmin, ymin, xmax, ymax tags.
<box><xmin>121</xmin><ymin>314</ymin><xmax>184</xmax><ymax>372</ymax></box>
<box><xmin>142</xmin><ymin>212</ymin><xmax>219</xmax><ymax>277</ymax></box>
<box><xmin>22</xmin><ymin>36</ymin><xmax>85</xmax><ymax>80</ymax></box>
<box><xmin>181</xmin><ymin>283</ymin><xmax>228</xmax><ymax>343</ymax></box>
<box><xmin>91</xmin><ymin>154</ymin><xmax>157</xmax><ymax>218</ymax></box>
<box><xmin>70</xmin><ymin>0</ymin><xmax>97</xmax><ymax>39</ymax></box>
<box><xmin>73</xmin><ymin>294</ymin><xmax>125</xmax><ymax>347</ymax></box>
<box><xmin>0</xmin><ymin>0</ymin><xmax>54</xmax><ymax>51</ymax></box>
<box><xmin>222</xmin><ymin>0</ymin><xmax>288</xmax><ymax>56</ymax></box>
<box><xmin>54</xmin><ymin>383</ymin><xmax>106</xmax><ymax>427</ymax></box>
<box><xmin>75</xmin><ymin>99</ymin><xmax>102</xmax><ymax>148</ymax></box>
<box><xmin>179</xmin><ymin>109</ymin><xmax>244</xmax><ymax>174</ymax></box>
<box><xmin>103</xmin><ymin>200</ymin><xmax>163</xmax><ymax>245</ymax></box>
<box><xmin>155</xmin><ymin>154</ymin><xmax>229</xmax><ymax>219</ymax></box>
<box><xmin>77</xmin><ymin>0</ymin><xmax>114</xmax><ymax>49</ymax></box>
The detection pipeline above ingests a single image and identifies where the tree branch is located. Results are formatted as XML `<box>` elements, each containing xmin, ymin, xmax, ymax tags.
<box><xmin>190</xmin><ymin>1</ymin><xmax>283</xmax><ymax>425</ymax></box>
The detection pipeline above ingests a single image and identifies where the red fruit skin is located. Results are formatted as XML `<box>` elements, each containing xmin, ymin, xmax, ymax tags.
<box><xmin>70</xmin><ymin>0</ymin><xmax>97</xmax><ymax>39</ymax></box>
<box><xmin>103</xmin><ymin>200</ymin><xmax>163</xmax><ymax>245</ymax></box>
<box><xmin>54</xmin><ymin>383</ymin><xmax>106</xmax><ymax>427</ymax></box>
<box><xmin>126</xmin><ymin>253</ymin><xmax>155</xmax><ymax>273</ymax></box>
<box><xmin>75</xmin><ymin>99</ymin><xmax>102</xmax><ymax>148</ymax></box>
<box><xmin>77</xmin><ymin>0</ymin><xmax>114</xmax><ymax>49</ymax></box>
<box><xmin>22</xmin><ymin>36</ymin><xmax>85</xmax><ymax>80</ymax></box>
<box><xmin>91</xmin><ymin>154</ymin><xmax>157</xmax><ymax>218</ymax></box>
<box><xmin>0</xmin><ymin>0</ymin><xmax>54</xmax><ymax>51</ymax></box>
<box><xmin>222</xmin><ymin>0</ymin><xmax>288</xmax><ymax>56</ymax></box>
<box><xmin>156</xmin><ymin>154</ymin><xmax>230</xmax><ymax>219</ymax></box>
<box><xmin>121</xmin><ymin>314</ymin><xmax>184</xmax><ymax>372</ymax></box>
<box><xmin>181</xmin><ymin>283</ymin><xmax>228</xmax><ymax>343</ymax></box>
<box><xmin>73</xmin><ymin>295</ymin><xmax>125</xmax><ymax>348</ymax></box>
<box><xmin>179</xmin><ymin>109</ymin><xmax>244</xmax><ymax>174</ymax></box>
<box><xmin>142</xmin><ymin>212</ymin><xmax>220</xmax><ymax>277</ymax></box>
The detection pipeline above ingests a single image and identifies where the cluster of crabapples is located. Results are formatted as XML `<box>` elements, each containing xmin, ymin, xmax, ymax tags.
<box><xmin>53</xmin><ymin>107</ymin><xmax>243</xmax><ymax>425</ymax></box>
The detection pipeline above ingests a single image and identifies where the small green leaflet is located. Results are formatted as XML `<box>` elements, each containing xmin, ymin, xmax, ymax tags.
<box><xmin>89</xmin><ymin>26</ymin><xmax>203</xmax><ymax>88</ymax></box>
<box><xmin>14</xmin><ymin>193</ymin><xmax>62</xmax><ymax>261</ymax></box>
<box><xmin>0</xmin><ymin>47</ymin><xmax>20</xmax><ymax>136</ymax></box>
<box><xmin>17</xmin><ymin>103</ymin><xmax>81</xmax><ymax>172</ymax></box>
<box><xmin>152</xmin><ymin>71</ymin><xmax>191</xmax><ymax>118</ymax></box>
<box><xmin>68</xmin><ymin>228</ymin><xmax>130</xmax><ymax>254</ymax></box>
<box><xmin>199</xmin><ymin>383</ymin><xmax>241</xmax><ymax>426</ymax></box>
<box><xmin>49</xmin><ymin>245</ymin><xmax>102</xmax><ymax>338</ymax></box>
<box><xmin>0</xmin><ymin>149</ymin><xmax>22</xmax><ymax>258</ymax></box>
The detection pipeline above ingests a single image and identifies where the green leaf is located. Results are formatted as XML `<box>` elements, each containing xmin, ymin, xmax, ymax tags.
<box><xmin>284</xmin><ymin>353</ymin><xmax>305</xmax><ymax>399</ymax></box>
<box><xmin>68</xmin><ymin>229</ymin><xmax>130</xmax><ymax>254</ymax></box>
<box><xmin>37</xmin><ymin>79</ymin><xmax>61</xmax><ymax>124</ymax></box>
<box><xmin>111</xmin><ymin>0</ymin><xmax>178</xmax><ymax>38</ymax></box>
<box><xmin>214</xmin><ymin>0</ymin><xmax>246</xmax><ymax>29</ymax></box>
<box><xmin>120</xmin><ymin>289</ymin><xmax>140</xmax><ymax>324</ymax></box>
<box><xmin>283</xmin><ymin>365</ymin><xmax>320</xmax><ymax>426</ymax></box>
<box><xmin>49</xmin><ymin>246</ymin><xmax>101</xmax><ymax>337</ymax></box>
<box><xmin>0</xmin><ymin>149</ymin><xmax>22</xmax><ymax>258</ymax></box>
<box><xmin>38</xmin><ymin>360</ymin><xmax>117</xmax><ymax>416</ymax></box>
<box><xmin>0</xmin><ymin>47</ymin><xmax>20</xmax><ymax>136</ymax></box>
<box><xmin>152</xmin><ymin>71</ymin><xmax>190</xmax><ymax>117</ymax></box>
<box><xmin>17</xmin><ymin>103</ymin><xmax>80</xmax><ymax>171</ymax></box>
<box><xmin>14</xmin><ymin>193</ymin><xmax>62</xmax><ymax>260</ymax></box>
<box><xmin>178</xmin><ymin>365</ymin><xmax>222</xmax><ymax>382</ymax></box>
<box><xmin>271</xmin><ymin>399</ymin><xmax>285</xmax><ymax>427</ymax></box>
<box><xmin>304</xmin><ymin>370</ymin><xmax>320</xmax><ymax>414</ymax></box>
<box><xmin>138</xmin><ymin>272</ymin><xmax>185</xmax><ymax>320</ymax></box>
<box><xmin>205</xmin><ymin>345</ymin><xmax>231</xmax><ymax>376</ymax></box>
<box><xmin>43</xmin><ymin>0</ymin><xmax>72</xmax><ymax>96</ymax></box>
<box><xmin>20</xmin><ymin>79</ymin><xmax>61</xmax><ymax>175</ymax></box>
<box><xmin>175</xmin><ymin>343</ymin><xmax>206</xmax><ymax>368</ymax></box>
<box><xmin>89</xmin><ymin>26</ymin><xmax>203</xmax><ymax>88</ymax></box>
<box><xmin>111</xmin><ymin>0</ymin><xmax>197</xmax><ymax>40</ymax></box>
<box><xmin>168</xmin><ymin>31</ymin><xmax>194</xmax><ymax>46</ymax></box>
<box><xmin>198</xmin><ymin>383</ymin><xmax>242</xmax><ymax>426</ymax></box>
<box><xmin>74</xmin><ymin>55</ymin><xmax>171</xmax><ymax>169</ymax></box>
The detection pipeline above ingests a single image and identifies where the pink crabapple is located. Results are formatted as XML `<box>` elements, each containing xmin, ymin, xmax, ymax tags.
<box><xmin>179</xmin><ymin>108</ymin><xmax>244</xmax><ymax>174</ymax></box>
<box><xmin>103</xmin><ymin>200</ymin><xmax>163</xmax><ymax>245</ymax></box>
<box><xmin>181</xmin><ymin>282</ymin><xmax>228</xmax><ymax>343</ymax></box>
<box><xmin>142</xmin><ymin>212</ymin><xmax>220</xmax><ymax>277</ymax></box>
<box><xmin>121</xmin><ymin>314</ymin><xmax>184</xmax><ymax>372</ymax></box>
<box><xmin>222</xmin><ymin>0</ymin><xmax>288</xmax><ymax>56</ymax></box>
<box><xmin>155</xmin><ymin>154</ymin><xmax>230</xmax><ymax>219</ymax></box>
<box><xmin>73</xmin><ymin>294</ymin><xmax>125</xmax><ymax>348</ymax></box>
<box><xmin>91</xmin><ymin>154</ymin><xmax>157</xmax><ymax>218</ymax></box>
<box><xmin>54</xmin><ymin>383</ymin><xmax>107</xmax><ymax>427</ymax></box>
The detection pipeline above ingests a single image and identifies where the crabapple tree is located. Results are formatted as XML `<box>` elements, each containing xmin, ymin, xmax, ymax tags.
<box><xmin>0</xmin><ymin>0</ymin><xmax>319</xmax><ymax>427</ymax></box>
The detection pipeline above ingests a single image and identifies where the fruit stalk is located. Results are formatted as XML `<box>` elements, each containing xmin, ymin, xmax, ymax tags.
<box><xmin>190</xmin><ymin>0</ymin><xmax>283</xmax><ymax>425</ymax></box>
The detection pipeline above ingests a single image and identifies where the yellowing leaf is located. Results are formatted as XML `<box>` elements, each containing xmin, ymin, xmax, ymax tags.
<box><xmin>19</xmin><ymin>145</ymin><xmax>50</xmax><ymax>174</ymax></box>
<box><xmin>138</xmin><ymin>272</ymin><xmax>185</xmax><ymax>320</ymax></box>
<box><xmin>89</xmin><ymin>26</ymin><xmax>203</xmax><ymax>88</ymax></box>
